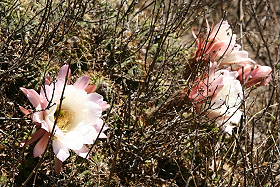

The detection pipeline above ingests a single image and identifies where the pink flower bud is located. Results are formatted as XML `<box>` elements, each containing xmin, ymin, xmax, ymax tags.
<box><xmin>238</xmin><ymin>65</ymin><xmax>272</xmax><ymax>87</ymax></box>
<box><xmin>194</xmin><ymin>20</ymin><xmax>255</xmax><ymax>70</ymax></box>
<box><xmin>195</xmin><ymin>20</ymin><xmax>236</xmax><ymax>63</ymax></box>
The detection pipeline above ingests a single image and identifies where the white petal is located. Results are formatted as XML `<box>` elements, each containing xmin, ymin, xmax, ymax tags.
<box><xmin>88</xmin><ymin>93</ymin><xmax>110</xmax><ymax>111</ymax></box>
<box><xmin>224</xmin><ymin>124</ymin><xmax>235</xmax><ymax>135</ymax></box>
<box><xmin>52</xmin><ymin>139</ymin><xmax>70</xmax><ymax>162</ymax></box>
<box><xmin>73</xmin><ymin>146</ymin><xmax>89</xmax><ymax>158</ymax></box>
<box><xmin>76</xmin><ymin>124</ymin><xmax>98</xmax><ymax>144</ymax></box>
<box><xmin>60</xmin><ymin>131</ymin><xmax>84</xmax><ymax>150</ymax></box>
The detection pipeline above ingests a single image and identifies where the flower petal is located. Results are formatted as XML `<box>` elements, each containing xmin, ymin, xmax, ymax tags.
<box><xmin>54</xmin><ymin>157</ymin><xmax>63</xmax><ymax>174</ymax></box>
<box><xmin>45</xmin><ymin>74</ymin><xmax>53</xmax><ymax>85</ymax></box>
<box><xmin>74</xmin><ymin>76</ymin><xmax>90</xmax><ymax>90</ymax></box>
<box><xmin>19</xmin><ymin>106</ymin><xmax>32</xmax><ymax>115</ymax></box>
<box><xmin>52</xmin><ymin>139</ymin><xmax>70</xmax><ymax>162</ymax></box>
<box><xmin>21</xmin><ymin>129</ymin><xmax>46</xmax><ymax>147</ymax></box>
<box><xmin>85</xmin><ymin>85</ymin><xmax>97</xmax><ymax>93</ymax></box>
<box><xmin>88</xmin><ymin>93</ymin><xmax>110</xmax><ymax>111</ymax></box>
<box><xmin>224</xmin><ymin>124</ymin><xmax>235</xmax><ymax>135</ymax></box>
<box><xmin>73</xmin><ymin>145</ymin><xmax>89</xmax><ymax>159</ymax></box>
<box><xmin>33</xmin><ymin>132</ymin><xmax>50</xmax><ymax>157</ymax></box>
<box><xmin>76</xmin><ymin>124</ymin><xmax>98</xmax><ymax>144</ymax></box>
<box><xmin>238</xmin><ymin>65</ymin><xmax>272</xmax><ymax>87</ymax></box>
<box><xmin>57</xmin><ymin>64</ymin><xmax>71</xmax><ymax>81</ymax></box>
<box><xmin>60</xmin><ymin>131</ymin><xmax>84</xmax><ymax>150</ymax></box>
<box><xmin>20</xmin><ymin>88</ymin><xmax>42</xmax><ymax>108</ymax></box>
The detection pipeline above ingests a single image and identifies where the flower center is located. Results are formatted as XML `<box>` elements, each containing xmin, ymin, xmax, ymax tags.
<box><xmin>54</xmin><ymin>107</ymin><xmax>75</xmax><ymax>132</ymax></box>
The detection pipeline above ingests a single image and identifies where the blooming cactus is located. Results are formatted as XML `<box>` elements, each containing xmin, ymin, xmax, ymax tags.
<box><xmin>20</xmin><ymin>65</ymin><xmax>109</xmax><ymax>166</ymax></box>
<box><xmin>189</xmin><ymin>65</ymin><xmax>243</xmax><ymax>134</ymax></box>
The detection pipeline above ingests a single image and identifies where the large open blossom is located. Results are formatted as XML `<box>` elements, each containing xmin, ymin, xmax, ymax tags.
<box><xmin>20</xmin><ymin>65</ymin><xmax>109</xmax><ymax>165</ymax></box>
<box><xmin>194</xmin><ymin>20</ymin><xmax>255</xmax><ymax>70</ymax></box>
<box><xmin>189</xmin><ymin>65</ymin><xmax>243</xmax><ymax>134</ymax></box>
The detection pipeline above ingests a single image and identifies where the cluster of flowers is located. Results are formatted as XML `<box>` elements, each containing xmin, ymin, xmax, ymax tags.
<box><xmin>20</xmin><ymin>65</ymin><xmax>109</xmax><ymax>171</ymax></box>
<box><xmin>20</xmin><ymin>20</ymin><xmax>272</xmax><ymax>172</ymax></box>
<box><xmin>189</xmin><ymin>20</ymin><xmax>272</xmax><ymax>134</ymax></box>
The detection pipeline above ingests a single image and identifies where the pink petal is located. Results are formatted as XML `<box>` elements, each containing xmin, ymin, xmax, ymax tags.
<box><xmin>85</xmin><ymin>85</ymin><xmax>97</xmax><ymax>93</ymax></box>
<box><xmin>207</xmin><ymin>41</ymin><xmax>233</xmax><ymax>60</ymax></box>
<box><xmin>73</xmin><ymin>145</ymin><xmax>89</xmax><ymax>159</ymax></box>
<box><xmin>19</xmin><ymin>106</ymin><xmax>31</xmax><ymax>115</ymax></box>
<box><xmin>52</xmin><ymin>140</ymin><xmax>70</xmax><ymax>162</ymax></box>
<box><xmin>32</xmin><ymin>111</ymin><xmax>44</xmax><ymax>124</ymax></box>
<box><xmin>88</xmin><ymin>93</ymin><xmax>110</xmax><ymax>111</ymax></box>
<box><xmin>40</xmin><ymin>118</ymin><xmax>54</xmax><ymax>133</ymax></box>
<box><xmin>93</xmin><ymin>118</ymin><xmax>108</xmax><ymax>132</ymax></box>
<box><xmin>98</xmin><ymin>133</ymin><xmax>108</xmax><ymax>139</ymax></box>
<box><xmin>74</xmin><ymin>76</ymin><xmax>90</xmax><ymax>90</ymax></box>
<box><xmin>221</xmin><ymin>51</ymin><xmax>256</xmax><ymax>70</ymax></box>
<box><xmin>57</xmin><ymin>64</ymin><xmax>71</xmax><ymax>81</ymax></box>
<box><xmin>77</xmin><ymin>125</ymin><xmax>98</xmax><ymax>144</ymax></box>
<box><xmin>45</xmin><ymin>74</ymin><xmax>53</xmax><ymax>85</ymax></box>
<box><xmin>239</xmin><ymin>65</ymin><xmax>272</xmax><ymax>87</ymax></box>
<box><xmin>189</xmin><ymin>74</ymin><xmax>224</xmax><ymax>103</ymax></box>
<box><xmin>261</xmin><ymin>74</ymin><xmax>272</xmax><ymax>86</ymax></box>
<box><xmin>92</xmin><ymin>119</ymin><xmax>108</xmax><ymax>139</ymax></box>
<box><xmin>40</xmin><ymin>84</ymin><xmax>54</xmax><ymax>103</ymax></box>
<box><xmin>33</xmin><ymin>132</ymin><xmax>50</xmax><ymax>157</ymax></box>
<box><xmin>251</xmin><ymin>65</ymin><xmax>272</xmax><ymax>78</ymax></box>
<box><xmin>20</xmin><ymin>88</ymin><xmax>41</xmax><ymax>108</ymax></box>
<box><xmin>189</xmin><ymin>69</ymin><xmax>240</xmax><ymax>106</ymax></box>
<box><xmin>21</xmin><ymin>129</ymin><xmax>46</xmax><ymax>147</ymax></box>
<box><xmin>210</xmin><ymin>21</ymin><xmax>230</xmax><ymax>39</ymax></box>
<box><xmin>238</xmin><ymin>64</ymin><xmax>254</xmax><ymax>82</ymax></box>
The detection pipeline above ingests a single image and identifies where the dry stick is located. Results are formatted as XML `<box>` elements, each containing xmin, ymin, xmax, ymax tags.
<box><xmin>174</xmin><ymin>159</ymin><xmax>188</xmax><ymax>184</ymax></box>
<box><xmin>248</xmin><ymin>0</ymin><xmax>273</xmax><ymax>67</ymax></box>
<box><xmin>143</xmin><ymin>2</ymin><xmax>158</xmax><ymax>75</ymax></box>
<box><xmin>134</xmin><ymin>1</ymin><xmax>159</xmax><ymax>111</ymax></box>
<box><xmin>251</xmin><ymin>119</ymin><xmax>262</xmax><ymax>186</ymax></box>
<box><xmin>0</xmin><ymin>0</ymin><xmax>19</xmax><ymax>22</ymax></box>
<box><xmin>239</xmin><ymin>9</ymin><xmax>249</xmax><ymax>181</ymax></box>
<box><xmin>240</xmin><ymin>114</ymin><xmax>247</xmax><ymax>186</ymax></box>
<box><xmin>21</xmin><ymin>64</ymin><xmax>70</xmax><ymax>186</ymax></box>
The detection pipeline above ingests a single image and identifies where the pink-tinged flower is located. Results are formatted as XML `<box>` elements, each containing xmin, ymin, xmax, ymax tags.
<box><xmin>219</xmin><ymin>44</ymin><xmax>256</xmax><ymax>70</ymax></box>
<box><xmin>238</xmin><ymin>64</ymin><xmax>272</xmax><ymax>87</ymax></box>
<box><xmin>195</xmin><ymin>20</ymin><xmax>236</xmax><ymax>62</ymax></box>
<box><xmin>194</xmin><ymin>20</ymin><xmax>255</xmax><ymax>70</ymax></box>
<box><xmin>189</xmin><ymin>66</ymin><xmax>243</xmax><ymax>134</ymax></box>
<box><xmin>20</xmin><ymin>65</ymin><xmax>110</xmax><ymax>167</ymax></box>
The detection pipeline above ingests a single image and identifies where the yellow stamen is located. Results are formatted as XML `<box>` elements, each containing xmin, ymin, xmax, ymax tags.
<box><xmin>55</xmin><ymin>108</ymin><xmax>74</xmax><ymax>132</ymax></box>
